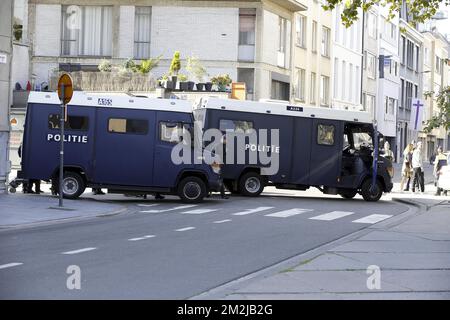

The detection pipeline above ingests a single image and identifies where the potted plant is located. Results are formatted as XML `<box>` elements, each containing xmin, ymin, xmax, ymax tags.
<box><xmin>161</xmin><ymin>74</ymin><xmax>175</xmax><ymax>90</ymax></box>
<box><xmin>178</xmin><ymin>74</ymin><xmax>188</xmax><ymax>91</ymax></box>
<box><xmin>13</xmin><ymin>22</ymin><xmax>23</xmax><ymax>41</ymax></box>
<box><xmin>136</xmin><ymin>55</ymin><xmax>162</xmax><ymax>74</ymax></box>
<box><xmin>169</xmin><ymin>51</ymin><xmax>181</xmax><ymax>84</ymax></box>
<box><xmin>98</xmin><ymin>59</ymin><xmax>112</xmax><ymax>72</ymax></box>
<box><xmin>211</xmin><ymin>74</ymin><xmax>232</xmax><ymax>92</ymax></box>
<box><xmin>186</xmin><ymin>56</ymin><xmax>208</xmax><ymax>91</ymax></box>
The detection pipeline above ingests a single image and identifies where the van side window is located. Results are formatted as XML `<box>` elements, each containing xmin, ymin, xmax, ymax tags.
<box><xmin>108</xmin><ymin>118</ymin><xmax>148</xmax><ymax>134</ymax></box>
<box><xmin>48</xmin><ymin>114</ymin><xmax>89</xmax><ymax>131</ymax></box>
<box><xmin>219</xmin><ymin>119</ymin><xmax>253</xmax><ymax>133</ymax></box>
<box><xmin>317</xmin><ymin>124</ymin><xmax>335</xmax><ymax>145</ymax></box>
<box><xmin>160</xmin><ymin>122</ymin><xmax>188</xmax><ymax>144</ymax></box>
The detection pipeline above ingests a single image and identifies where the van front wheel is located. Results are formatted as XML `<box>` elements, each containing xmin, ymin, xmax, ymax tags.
<box><xmin>361</xmin><ymin>179</ymin><xmax>383</xmax><ymax>202</ymax></box>
<box><xmin>178</xmin><ymin>176</ymin><xmax>207</xmax><ymax>203</ymax></box>
<box><xmin>62</xmin><ymin>172</ymin><xmax>86</xmax><ymax>199</ymax></box>
<box><xmin>239</xmin><ymin>172</ymin><xmax>264</xmax><ymax>197</ymax></box>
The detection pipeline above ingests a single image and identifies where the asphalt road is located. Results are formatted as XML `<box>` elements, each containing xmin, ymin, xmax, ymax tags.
<box><xmin>0</xmin><ymin>191</ymin><xmax>409</xmax><ymax>299</ymax></box>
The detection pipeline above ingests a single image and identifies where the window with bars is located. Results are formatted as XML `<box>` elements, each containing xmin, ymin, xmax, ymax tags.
<box><xmin>134</xmin><ymin>7</ymin><xmax>152</xmax><ymax>59</ymax></box>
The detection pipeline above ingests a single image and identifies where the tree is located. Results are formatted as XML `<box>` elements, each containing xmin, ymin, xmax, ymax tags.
<box><xmin>169</xmin><ymin>51</ymin><xmax>181</xmax><ymax>76</ymax></box>
<box><xmin>423</xmin><ymin>86</ymin><xmax>450</xmax><ymax>132</ymax></box>
<box><xmin>322</xmin><ymin>0</ymin><xmax>449</xmax><ymax>27</ymax></box>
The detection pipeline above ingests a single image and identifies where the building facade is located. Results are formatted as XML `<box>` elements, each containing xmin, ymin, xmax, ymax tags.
<box><xmin>397</xmin><ymin>3</ymin><xmax>424</xmax><ymax>161</ymax></box>
<box><xmin>331</xmin><ymin>5</ymin><xmax>362</xmax><ymax>111</ymax></box>
<box><xmin>292</xmin><ymin>0</ymin><xmax>332</xmax><ymax>107</ymax></box>
<box><xmin>24</xmin><ymin>0</ymin><xmax>311</xmax><ymax>102</ymax></box>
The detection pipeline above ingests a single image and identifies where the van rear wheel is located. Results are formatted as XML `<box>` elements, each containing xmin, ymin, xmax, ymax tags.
<box><xmin>361</xmin><ymin>179</ymin><xmax>383</xmax><ymax>202</ymax></box>
<box><xmin>62</xmin><ymin>172</ymin><xmax>85</xmax><ymax>199</ymax></box>
<box><xmin>239</xmin><ymin>172</ymin><xmax>264</xmax><ymax>197</ymax></box>
<box><xmin>178</xmin><ymin>176</ymin><xmax>207</xmax><ymax>203</ymax></box>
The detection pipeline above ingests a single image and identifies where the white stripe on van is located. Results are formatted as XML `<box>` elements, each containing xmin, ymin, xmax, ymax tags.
<box><xmin>265</xmin><ymin>208</ymin><xmax>313</xmax><ymax>218</ymax></box>
<box><xmin>182</xmin><ymin>209</ymin><xmax>218</xmax><ymax>214</ymax></box>
<box><xmin>309</xmin><ymin>211</ymin><xmax>355</xmax><ymax>221</ymax></box>
<box><xmin>352</xmin><ymin>214</ymin><xmax>392</xmax><ymax>224</ymax></box>
<box><xmin>140</xmin><ymin>205</ymin><xmax>197</xmax><ymax>213</ymax></box>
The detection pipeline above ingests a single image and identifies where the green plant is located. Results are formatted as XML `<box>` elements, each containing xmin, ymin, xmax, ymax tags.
<box><xmin>424</xmin><ymin>86</ymin><xmax>450</xmax><ymax>132</ymax></box>
<box><xmin>123</xmin><ymin>58</ymin><xmax>136</xmax><ymax>70</ymax></box>
<box><xmin>178</xmin><ymin>74</ymin><xmax>188</xmax><ymax>82</ymax></box>
<box><xmin>98</xmin><ymin>59</ymin><xmax>112</xmax><ymax>72</ymax></box>
<box><xmin>136</xmin><ymin>55</ymin><xmax>162</xmax><ymax>74</ymax></box>
<box><xmin>210</xmin><ymin>74</ymin><xmax>232</xmax><ymax>87</ymax></box>
<box><xmin>169</xmin><ymin>51</ymin><xmax>181</xmax><ymax>76</ymax></box>
<box><xmin>186</xmin><ymin>55</ymin><xmax>207</xmax><ymax>83</ymax></box>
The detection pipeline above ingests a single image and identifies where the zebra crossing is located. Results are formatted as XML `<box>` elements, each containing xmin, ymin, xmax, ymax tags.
<box><xmin>138</xmin><ymin>203</ymin><xmax>393</xmax><ymax>225</ymax></box>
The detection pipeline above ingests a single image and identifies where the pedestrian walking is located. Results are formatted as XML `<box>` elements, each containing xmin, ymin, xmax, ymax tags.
<box><xmin>412</xmin><ymin>141</ymin><xmax>425</xmax><ymax>193</ymax></box>
<box><xmin>433</xmin><ymin>146</ymin><xmax>448</xmax><ymax>196</ymax></box>
<box><xmin>400</xmin><ymin>143</ymin><xmax>414</xmax><ymax>192</ymax></box>
<box><xmin>382</xmin><ymin>141</ymin><xmax>395</xmax><ymax>162</ymax></box>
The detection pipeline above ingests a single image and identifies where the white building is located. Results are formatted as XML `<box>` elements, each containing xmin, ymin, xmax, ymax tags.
<box><xmin>376</xmin><ymin>7</ymin><xmax>400</xmax><ymax>153</ymax></box>
<box><xmin>331</xmin><ymin>5</ymin><xmax>363</xmax><ymax>111</ymax></box>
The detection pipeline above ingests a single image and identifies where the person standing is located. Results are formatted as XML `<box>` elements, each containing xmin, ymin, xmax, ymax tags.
<box><xmin>433</xmin><ymin>146</ymin><xmax>448</xmax><ymax>196</ymax></box>
<box><xmin>400</xmin><ymin>143</ymin><xmax>414</xmax><ymax>192</ymax></box>
<box><xmin>412</xmin><ymin>141</ymin><xmax>425</xmax><ymax>193</ymax></box>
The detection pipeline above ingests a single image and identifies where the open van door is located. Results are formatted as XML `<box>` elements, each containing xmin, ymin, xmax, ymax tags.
<box><xmin>308</xmin><ymin>119</ymin><xmax>342</xmax><ymax>187</ymax></box>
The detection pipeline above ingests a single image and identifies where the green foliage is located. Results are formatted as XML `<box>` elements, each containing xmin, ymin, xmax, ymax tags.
<box><xmin>136</xmin><ymin>55</ymin><xmax>162</xmax><ymax>74</ymax></box>
<box><xmin>322</xmin><ymin>0</ymin><xmax>448</xmax><ymax>27</ymax></box>
<box><xmin>424</xmin><ymin>86</ymin><xmax>450</xmax><ymax>132</ymax></box>
<box><xmin>186</xmin><ymin>55</ymin><xmax>208</xmax><ymax>82</ymax></box>
<box><xmin>98</xmin><ymin>59</ymin><xmax>112</xmax><ymax>72</ymax></box>
<box><xmin>122</xmin><ymin>58</ymin><xmax>136</xmax><ymax>70</ymax></box>
<box><xmin>178</xmin><ymin>74</ymin><xmax>188</xmax><ymax>82</ymax></box>
<box><xmin>169</xmin><ymin>51</ymin><xmax>181</xmax><ymax>75</ymax></box>
<box><xmin>210</xmin><ymin>74</ymin><xmax>232</xmax><ymax>86</ymax></box>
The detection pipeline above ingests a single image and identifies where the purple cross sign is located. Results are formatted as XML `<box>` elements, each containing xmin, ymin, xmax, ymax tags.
<box><xmin>410</xmin><ymin>99</ymin><xmax>424</xmax><ymax>131</ymax></box>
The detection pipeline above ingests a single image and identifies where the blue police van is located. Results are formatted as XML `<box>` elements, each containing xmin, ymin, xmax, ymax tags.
<box><xmin>193</xmin><ymin>97</ymin><xmax>394</xmax><ymax>202</ymax></box>
<box><xmin>17</xmin><ymin>92</ymin><xmax>222</xmax><ymax>203</ymax></box>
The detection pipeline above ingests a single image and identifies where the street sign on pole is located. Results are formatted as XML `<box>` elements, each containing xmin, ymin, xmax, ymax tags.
<box><xmin>57</xmin><ymin>74</ymin><xmax>73</xmax><ymax>207</ymax></box>
<box><xmin>410</xmin><ymin>98</ymin><xmax>424</xmax><ymax>132</ymax></box>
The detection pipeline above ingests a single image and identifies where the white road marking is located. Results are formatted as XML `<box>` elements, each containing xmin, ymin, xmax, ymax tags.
<box><xmin>62</xmin><ymin>247</ymin><xmax>97</xmax><ymax>255</ymax></box>
<box><xmin>0</xmin><ymin>263</ymin><xmax>23</xmax><ymax>270</ymax></box>
<box><xmin>182</xmin><ymin>209</ymin><xmax>218</xmax><ymax>214</ymax></box>
<box><xmin>175</xmin><ymin>227</ymin><xmax>196</xmax><ymax>232</ymax></box>
<box><xmin>128</xmin><ymin>235</ymin><xmax>155</xmax><ymax>241</ymax></box>
<box><xmin>232</xmin><ymin>207</ymin><xmax>274</xmax><ymax>216</ymax></box>
<box><xmin>213</xmin><ymin>219</ymin><xmax>232</xmax><ymax>224</ymax></box>
<box><xmin>352</xmin><ymin>214</ymin><xmax>392</xmax><ymax>224</ymax></box>
<box><xmin>309</xmin><ymin>211</ymin><xmax>355</xmax><ymax>221</ymax></box>
<box><xmin>137</xmin><ymin>204</ymin><xmax>159</xmax><ymax>207</ymax></box>
<box><xmin>265</xmin><ymin>208</ymin><xmax>313</xmax><ymax>218</ymax></box>
<box><xmin>140</xmin><ymin>205</ymin><xmax>197</xmax><ymax>213</ymax></box>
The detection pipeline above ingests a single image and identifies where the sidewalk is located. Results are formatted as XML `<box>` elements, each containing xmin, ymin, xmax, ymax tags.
<box><xmin>198</xmin><ymin>186</ymin><xmax>450</xmax><ymax>300</ymax></box>
<box><xmin>0</xmin><ymin>193</ymin><xmax>127</xmax><ymax>229</ymax></box>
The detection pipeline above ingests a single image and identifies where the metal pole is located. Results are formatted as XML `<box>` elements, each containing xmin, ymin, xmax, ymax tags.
<box><xmin>59</xmin><ymin>84</ymin><xmax>65</xmax><ymax>207</ymax></box>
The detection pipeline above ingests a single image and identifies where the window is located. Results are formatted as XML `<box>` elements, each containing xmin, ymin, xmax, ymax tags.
<box><xmin>414</xmin><ymin>84</ymin><xmax>418</xmax><ymax>99</ymax></box>
<box><xmin>317</xmin><ymin>124</ymin><xmax>335</xmax><ymax>145</ymax></box>
<box><xmin>436</xmin><ymin>56</ymin><xmax>442</xmax><ymax>74</ymax></box>
<box><xmin>312</xmin><ymin>21</ymin><xmax>317</xmax><ymax>52</ymax></box>
<box><xmin>367</xmin><ymin>12</ymin><xmax>377</xmax><ymax>39</ymax></box>
<box><xmin>310</xmin><ymin>72</ymin><xmax>316</xmax><ymax>104</ymax></box>
<box><xmin>278</xmin><ymin>17</ymin><xmax>287</xmax><ymax>53</ymax></box>
<box><xmin>400</xmin><ymin>36</ymin><xmax>406</xmax><ymax>65</ymax></box>
<box><xmin>239</xmin><ymin>9</ymin><xmax>256</xmax><ymax>45</ymax></box>
<box><xmin>390</xmin><ymin>23</ymin><xmax>396</xmax><ymax>40</ymax></box>
<box><xmin>407</xmin><ymin>40</ymin><xmax>414</xmax><ymax>70</ymax></box>
<box><xmin>134</xmin><ymin>7</ymin><xmax>152</xmax><ymax>59</ymax></box>
<box><xmin>271</xmin><ymin>80</ymin><xmax>290</xmax><ymax>101</ymax></box>
<box><xmin>219</xmin><ymin>119</ymin><xmax>253</xmax><ymax>134</ymax></box>
<box><xmin>320</xmin><ymin>75</ymin><xmax>330</xmax><ymax>106</ymax></box>
<box><xmin>363</xmin><ymin>94</ymin><xmax>375</xmax><ymax>112</ymax></box>
<box><xmin>334</xmin><ymin>58</ymin><xmax>339</xmax><ymax>99</ymax></box>
<box><xmin>415</xmin><ymin>45</ymin><xmax>420</xmax><ymax>72</ymax></box>
<box><xmin>48</xmin><ymin>114</ymin><xmax>89</xmax><ymax>131</ymax></box>
<box><xmin>160</xmin><ymin>122</ymin><xmax>189</xmax><ymax>143</ymax></box>
<box><xmin>321</xmin><ymin>26</ymin><xmax>330</xmax><ymax>57</ymax></box>
<box><xmin>400</xmin><ymin>79</ymin><xmax>405</xmax><ymax>108</ymax></box>
<box><xmin>406</xmin><ymin>81</ymin><xmax>413</xmax><ymax>110</ymax></box>
<box><xmin>296</xmin><ymin>15</ymin><xmax>306</xmax><ymax>48</ymax></box>
<box><xmin>366</xmin><ymin>52</ymin><xmax>376</xmax><ymax>79</ymax></box>
<box><xmin>385</xmin><ymin>97</ymin><xmax>395</xmax><ymax>115</ymax></box>
<box><xmin>61</xmin><ymin>5</ymin><xmax>113</xmax><ymax>56</ymax></box>
<box><xmin>424</xmin><ymin>47</ymin><xmax>429</xmax><ymax>65</ymax></box>
<box><xmin>296</xmin><ymin>68</ymin><xmax>306</xmax><ymax>101</ymax></box>
<box><xmin>341</xmin><ymin>61</ymin><xmax>346</xmax><ymax>100</ymax></box>
<box><xmin>108</xmin><ymin>118</ymin><xmax>148</xmax><ymax>134</ymax></box>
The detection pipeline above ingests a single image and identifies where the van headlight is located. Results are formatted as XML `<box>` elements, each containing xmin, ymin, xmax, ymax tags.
<box><xmin>210</xmin><ymin>161</ymin><xmax>222</xmax><ymax>174</ymax></box>
<box><xmin>387</xmin><ymin>166</ymin><xmax>394</xmax><ymax>178</ymax></box>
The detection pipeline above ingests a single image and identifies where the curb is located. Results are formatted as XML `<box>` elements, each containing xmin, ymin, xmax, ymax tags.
<box><xmin>190</xmin><ymin>200</ymin><xmax>418</xmax><ymax>300</ymax></box>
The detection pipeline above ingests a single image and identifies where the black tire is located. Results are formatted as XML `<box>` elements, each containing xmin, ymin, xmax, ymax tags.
<box><xmin>61</xmin><ymin>171</ymin><xmax>86</xmax><ymax>199</ymax></box>
<box><xmin>238</xmin><ymin>172</ymin><xmax>265</xmax><ymax>197</ymax></box>
<box><xmin>339</xmin><ymin>189</ymin><xmax>358</xmax><ymax>199</ymax></box>
<box><xmin>178</xmin><ymin>176</ymin><xmax>207</xmax><ymax>203</ymax></box>
<box><xmin>360</xmin><ymin>179</ymin><xmax>383</xmax><ymax>202</ymax></box>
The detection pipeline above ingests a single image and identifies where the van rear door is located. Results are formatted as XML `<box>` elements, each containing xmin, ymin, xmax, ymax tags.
<box><xmin>92</xmin><ymin>108</ymin><xmax>155</xmax><ymax>187</ymax></box>
<box><xmin>308</xmin><ymin>119</ymin><xmax>342</xmax><ymax>187</ymax></box>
